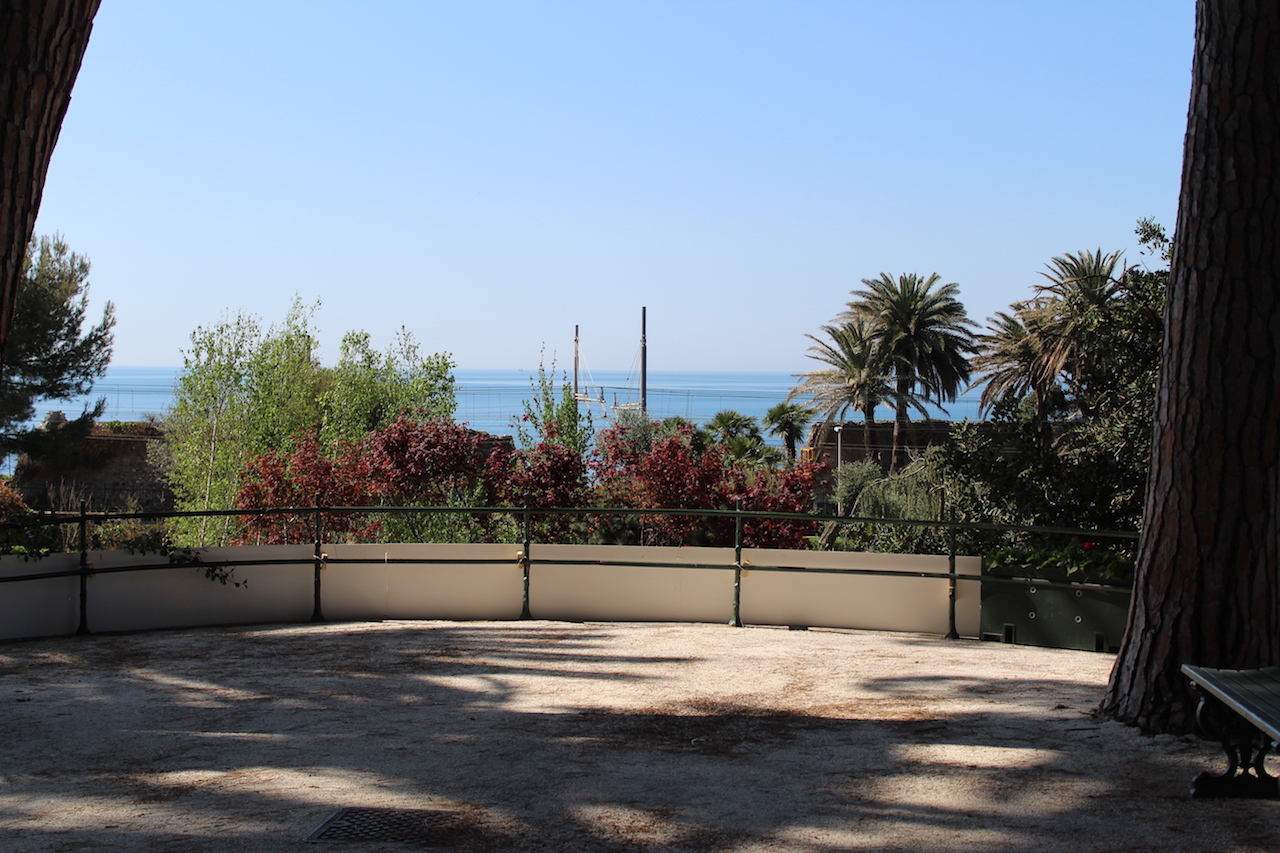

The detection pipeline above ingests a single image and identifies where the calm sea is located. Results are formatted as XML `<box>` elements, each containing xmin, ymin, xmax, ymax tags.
<box><xmin>31</xmin><ymin>365</ymin><xmax>984</xmax><ymax>446</ymax></box>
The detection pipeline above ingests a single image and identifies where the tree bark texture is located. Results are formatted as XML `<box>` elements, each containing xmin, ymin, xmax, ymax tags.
<box><xmin>0</xmin><ymin>0</ymin><xmax>100</xmax><ymax>367</ymax></box>
<box><xmin>1102</xmin><ymin>0</ymin><xmax>1280</xmax><ymax>733</ymax></box>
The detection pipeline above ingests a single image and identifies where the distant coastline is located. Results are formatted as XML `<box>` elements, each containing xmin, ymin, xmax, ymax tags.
<box><xmin>32</xmin><ymin>366</ymin><xmax>984</xmax><ymax>444</ymax></box>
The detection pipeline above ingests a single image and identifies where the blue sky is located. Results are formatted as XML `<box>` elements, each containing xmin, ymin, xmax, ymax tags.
<box><xmin>34</xmin><ymin>1</ymin><xmax>1193</xmax><ymax>373</ymax></box>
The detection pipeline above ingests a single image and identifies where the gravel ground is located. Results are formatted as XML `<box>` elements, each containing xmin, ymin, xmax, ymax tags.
<box><xmin>0</xmin><ymin>620</ymin><xmax>1276</xmax><ymax>853</ymax></box>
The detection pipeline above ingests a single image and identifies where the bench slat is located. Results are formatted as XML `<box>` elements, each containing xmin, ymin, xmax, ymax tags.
<box><xmin>1181</xmin><ymin>664</ymin><xmax>1280</xmax><ymax>742</ymax></box>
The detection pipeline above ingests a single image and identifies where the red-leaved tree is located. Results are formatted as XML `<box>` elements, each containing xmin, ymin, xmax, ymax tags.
<box><xmin>362</xmin><ymin>415</ymin><xmax>506</xmax><ymax>542</ymax></box>
<box><xmin>591</xmin><ymin>421</ymin><xmax>821</xmax><ymax>548</ymax></box>
<box><xmin>236</xmin><ymin>414</ymin><xmax>821</xmax><ymax>549</ymax></box>
<box><xmin>735</xmin><ymin>464</ymin><xmax>822</xmax><ymax>550</ymax></box>
<box><xmin>494</xmin><ymin>441</ymin><xmax>589</xmax><ymax>540</ymax></box>
<box><xmin>629</xmin><ymin>435</ymin><xmax>740</xmax><ymax>546</ymax></box>
<box><xmin>363</xmin><ymin>416</ymin><xmax>501</xmax><ymax>506</ymax></box>
<box><xmin>236</xmin><ymin>430</ymin><xmax>376</xmax><ymax>544</ymax></box>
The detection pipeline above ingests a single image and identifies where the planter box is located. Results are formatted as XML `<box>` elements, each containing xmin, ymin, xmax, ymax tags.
<box><xmin>980</xmin><ymin>573</ymin><xmax>1131</xmax><ymax>652</ymax></box>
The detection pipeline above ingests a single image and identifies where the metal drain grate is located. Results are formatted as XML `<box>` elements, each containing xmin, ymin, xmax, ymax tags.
<box><xmin>304</xmin><ymin>807</ymin><xmax>475</xmax><ymax>845</ymax></box>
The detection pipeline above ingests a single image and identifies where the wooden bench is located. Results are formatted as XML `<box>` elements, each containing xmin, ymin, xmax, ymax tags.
<box><xmin>1181</xmin><ymin>664</ymin><xmax>1280</xmax><ymax>798</ymax></box>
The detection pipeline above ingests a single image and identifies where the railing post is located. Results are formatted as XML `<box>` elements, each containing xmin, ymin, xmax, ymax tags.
<box><xmin>520</xmin><ymin>505</ymin><xmax>532</xmax><ymax>620</ymax></box>
<box><xmin>946</xmin><ymin>501</ymin><xmax>959</xmax><ymax>640</ymax></box>
<box><xmin>76</xmin><ymin>500</ymin><xmax>90</xmax><ymax>635</ymax></box>
<box><xmin>730</xmin><ymin>499</ymin><xmax>744</xmax><ymax>628</ymax></box>
<box><xmin>311</xmin><ymin>493</ymin><xmax>325</xmax><ymax>623</ymax></box>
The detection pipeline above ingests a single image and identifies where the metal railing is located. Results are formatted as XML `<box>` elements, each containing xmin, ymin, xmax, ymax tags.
<box><xmin>0</xmin><ymin>500</ymin><xmax>1139</xmax><ymax>639</ymax></box>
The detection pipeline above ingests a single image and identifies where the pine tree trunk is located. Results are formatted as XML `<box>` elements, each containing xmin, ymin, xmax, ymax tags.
<box><xmin>0</xmin><ymin>0</ymin><xmax>101</xmax><ymax>369</ymax></box>
<box><xmin>1101</xmin><ymin>0</ymin><xmax>1280</xmax><ymax>733</ymax></box>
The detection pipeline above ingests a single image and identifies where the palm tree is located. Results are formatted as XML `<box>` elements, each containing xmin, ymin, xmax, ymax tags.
<box><xmin>1028</xmin><ymin>249</ymin><xmax>1123</xmax><ymax>420</ymax></box>
<box><xmin>722</xmin><ymin>434</ymin><xmax>784</xmax><ymax>469</ymax></box>
<box><xmin>763</xmin><ymin>402</ymin><xmax>813</xmax><ymax>463</ymax></box>
<box><xmin>845</xmin><ymin>272</ymin><xmax>975</xmax><ymax>471</ymax></box>
<box><xmin>970</xmin><ymin>303</ymin><xmax>1063</xmax><ymax>448</ymax></box>
<box><xmin>787</xmin><ymin>317</ymin><xmax>896</xmax><ymax>462</ymax></box>
<box><xmin>970</xmin><ymin>250</ymin><xmax>1124</xmax><ymax>429</ymax></box>
<box><xmin>706</xmin><ymin>410</ymin><xmax>761</xmax><ymax>445</ymax></box>
<box><xmin>971</xmin><ymin>306</ymin><xmax>1046</xmax><ymax>417</ymax></box>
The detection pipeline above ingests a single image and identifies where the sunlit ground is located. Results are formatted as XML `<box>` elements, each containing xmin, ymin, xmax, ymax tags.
<box><xmin>0</xmin><ymin>621</ymin><xmax>1275</xmax><ymax>852</ymax></box>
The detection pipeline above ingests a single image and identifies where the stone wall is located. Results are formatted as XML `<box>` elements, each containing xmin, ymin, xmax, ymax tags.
<box><xmin>11</xmin><ymin>419</ymin><xmax>173</xmax><ymax>512</ymax></box>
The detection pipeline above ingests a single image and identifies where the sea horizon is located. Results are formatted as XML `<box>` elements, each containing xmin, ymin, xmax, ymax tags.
<box><xmin>29</xmin><ymin>365</ymin><xmax>985</xmax><ymax>444</ymax></box>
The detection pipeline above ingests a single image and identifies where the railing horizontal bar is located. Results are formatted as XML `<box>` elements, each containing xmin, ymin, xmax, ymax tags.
<box><xmin>0</xmin><ymin>557</ymin><xmax>955</xmax><ymax>585</ymax></box>
<box><xmin>0</xmin><ymin>551</ymin><xmax>1133</xmax><ymax>597</ymax></box>
<box><xmin>0</xmin><ymin>567</ymin><xmax>85</xmax><ymax>583</ymax></box>
<box><xmin>0</xmin><ymin>557</ymin><xmax>320</xmax><ymax>581</ymax></box>
<box><xmin>534</xmin><ymin>557</ymin><xmax>963</xmax><ymax>581</ymax></box>
<box><xmin>307</xmin><ymin>557</ymin><xmax>521</xmax><ymax>567</ymax></box>
<box><xmin>511</xmin><ymin>558</ymin><xmax>737</xmax><ymax>572</ymax></box>
<box><xmin>2</xmin><ymin>503</ymin><xmax>1140</xmax><ymax>543</ymax></box>
<box><xmin>743</xmin><ymin>563</ymin><xmax>960</xmax><ymax>581</ymax></box>
<box><xmin>975</xmin><ymin>573</ymin><xmax>1133</xmax><ymax>592</ymax></box>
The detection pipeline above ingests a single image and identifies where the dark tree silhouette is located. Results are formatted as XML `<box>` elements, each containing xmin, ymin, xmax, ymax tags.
<box><xmin>0</xmin><ymin>0</ymin><xmax>101</xmax><ymax>370</ymax></box>
<box><xmin>1102</xmin><ymin>0</ymin><xmax>1280</xmax><ymax>733</ymax></box>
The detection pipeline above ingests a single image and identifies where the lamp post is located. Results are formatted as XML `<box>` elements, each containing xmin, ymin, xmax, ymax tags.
<box><xmin>833</xmin><ymin>424</ymin><xmax>843</xmax><ymax>515</ymax></box>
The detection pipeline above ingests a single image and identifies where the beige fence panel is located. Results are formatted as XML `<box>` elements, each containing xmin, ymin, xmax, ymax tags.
<box><xmin>740</xmin><ymin>549</ymin><xmax>981</xmax><ymax>636</ymax></box>
<box><xmin>322</xmin><ymin>543</ymin><xmax>524</xmax><ymax>621</ymax></box>
<box><xmin>528</xmin><ymin>544</ymin><xmax>735</xmax><ymax>624</ymax></box>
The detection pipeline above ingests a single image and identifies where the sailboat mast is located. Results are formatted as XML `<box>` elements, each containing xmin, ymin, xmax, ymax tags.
<box><xmin>640</xmin><ymin>306</ymin><xmax>647</xmax><ymax>415</ymax></box>
<box><xmin>574</xmin><ymin>324</ymin><xmax>580</xmax><ymax>397</ymax></box>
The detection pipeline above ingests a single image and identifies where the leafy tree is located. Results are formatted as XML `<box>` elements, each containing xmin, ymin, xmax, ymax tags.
<box><xmin>844</xmin><ymin>272</ymin><xmax>976</xmax><ymax>471</ymax></box>
<box><xmin>832</xmin><ymin>459</ymin><xmax>886</xmax><ymax>519</ymax></box>
<box><xmin>1134</xmin><ymin>217</ymin><xmax>1172</xmax><ymax>263</ymax></box>
<box><xmin>162</xmin><ymin>300</ymin><xmax>456</xmax><ymax>545</ymax></box>
<box><xmin>0</xmin><ymin>235</ymin><xmax>114</xmax><ymax>459</ymax></box>
<box><xmin>243</xmin><ymin>299</ymin><xmax>326</xmax><ymax>451</ymax></box>
<box><xmin>515</xmin><ymin>352</ymin><xmax>593</xmax><ymax>454</ymax></box>
<box><xmin>817</xmin><ymin>453</ymin><xmax>951</xmax><ymax>553</ymax></box>
<box><xmin>0</xmin><ymin>479</ymin><xmax>57</xmax><ymax>555</ymax></box>
<box><xmin>161</xmin><ymin>303</ymin><xmax>321</xmax><ymax>545</ymax></box>
<box><xmin>320</xmin><ymin>328</ymin><xmax>456</xmax><ymax>447</ymax></box>
<box><xmin>937</xmin><ymin>408</ymin><xmax>1144</xmax><ymax>538</ymax></box>
<box><xmin>157</xmin><ymin>317</ymin><xmax>250</xmax><ymax>544</ymax></box>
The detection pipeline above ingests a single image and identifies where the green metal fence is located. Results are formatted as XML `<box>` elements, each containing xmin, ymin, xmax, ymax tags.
<box><xmin>0</xmin><ymin>501</ymin><xmax>1139</xmax><ymax>644</ymax></box>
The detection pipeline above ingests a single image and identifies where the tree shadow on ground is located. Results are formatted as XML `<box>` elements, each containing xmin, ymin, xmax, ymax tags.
<box><xmin>0</xmin><ymin>622</ymin><xmax>1276</xmax><ymax>852</ymax></box>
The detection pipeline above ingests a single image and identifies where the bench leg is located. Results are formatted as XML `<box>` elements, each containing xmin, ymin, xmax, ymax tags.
<box><xmin>1191</xmin><ymin>694</ymin><xmax>1280</xmax><ymax>799</ymax></box>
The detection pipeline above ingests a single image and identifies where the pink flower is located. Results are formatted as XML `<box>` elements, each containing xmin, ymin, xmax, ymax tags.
<box><xmin>1081</xmin><ymin>541</ymin><xmax>1096</xmax><ymax>551</ymax></box>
